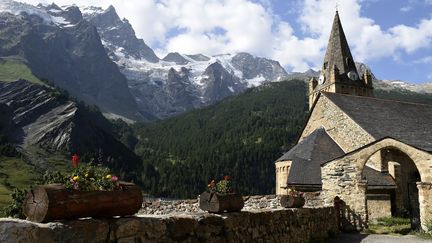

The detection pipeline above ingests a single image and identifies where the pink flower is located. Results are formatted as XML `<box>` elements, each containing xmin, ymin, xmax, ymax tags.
<box><xmin>111</xmin><ymin>175</ymin><xmax>118</xmax><ymax>181</ymax></box>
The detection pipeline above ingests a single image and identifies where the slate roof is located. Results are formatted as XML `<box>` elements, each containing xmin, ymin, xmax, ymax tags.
<box><xmin>319</xmin><ymin>11</ymin><xmax>362</xmax><ymax>88</ymax></box>
<box><xmin>323</xmin><ymin>92</ymin><xmax>432</xmax><ymax>152</ymax></box>
<box><xmin>276</xmin><ymin>128</ymin><xmax>345</xmax><ymax>186</ymax></box>
<box><xmin>362</xmin><ymin>166</ymin><xmax>396</xmax><ymax>188</ymax></box>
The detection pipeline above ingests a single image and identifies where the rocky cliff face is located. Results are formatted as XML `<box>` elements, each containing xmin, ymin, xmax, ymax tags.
<box><xmin>231</xmin><ymin>52</ymin><xmax>287</xmax><ymax>82</ymax></box>
<box><xmin>84</xmin><ymin>5</ymin><xmax>159</xmax><ymax>63</ymax></box>
<box><xmin>201</xmin><ymin>62</ymin><xmax>246</xmax><ymax>103</ymax></box>
<box><xmin>0</xmin><ymin>80</ymin><xmax>144</xmax><ymax>176</ymax></box>
<box><xmin>82</xmin><ymin>6</ymin><xmax>288</xmax><ymax>119</ymax></box>
<box><xmin>0</xmin><ymin>2</ymin><xmax>289</xmax><ymax>120</ymax></box>
<box><xmin>0</xmin><ymin>1</ymin><xmax>144</xmax><ymax>121</ymax></box>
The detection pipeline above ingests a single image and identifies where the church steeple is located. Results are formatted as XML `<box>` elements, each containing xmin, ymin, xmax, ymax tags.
<box><xmin>322</xmin><ymin>11</ymin><xmax>358</xmax><ymax>83</ymax></box>
<box><xmin>308</xmin><ymin>11</ymin><xmax>373</xmax><ymax>109</ymax></box>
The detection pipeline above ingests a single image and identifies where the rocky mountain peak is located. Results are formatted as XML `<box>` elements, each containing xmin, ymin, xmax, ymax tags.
<box><xmin>231</xmin><ymin>52</ymin><xmax>288</xmax><ymax>82</ymax></box>
<box><xmin>45</xmin><ymin>3</ymin><xmax>61</xmax><ymax>11</ymax></box>
<box><xmin>62</xmin><ymin>6</ymin><xmax>83</xmax><ymax>24</ymax></box>
<box><xmin>163</xmin><ymin>52</ymin><xmax>189</xmax><ymax>65</ymax></box>
<box><xmin>201</xmin><ymin>62</ymin><xmax>245</xmax><ymax>102</ymax></box>
<box><xmin>86</xmin><ymin>4</ymin><xmax>121</xmax><ymax>29</ymax></box>
<box><xmin>84</xmin><ymin>5</ymin><xmax>159</xmax><ymax>62</ymax></box>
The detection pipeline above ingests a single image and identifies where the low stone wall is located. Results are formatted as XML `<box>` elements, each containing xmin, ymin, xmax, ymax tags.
<box><xmin>140</xmin><ymin>194</ymin><xmax>323</xmax><ymax>215</ymax></box>
<box><xmin>0</xmin><ymin>207</ymin><xmax>338</xmax><ymax>242</ymax></box>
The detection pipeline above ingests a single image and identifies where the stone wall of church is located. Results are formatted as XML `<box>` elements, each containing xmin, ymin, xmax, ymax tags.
<box><xmin>321</xmin><ymin>138</ymin><xmax>432</xmax><ymax>231</ymax></box>
<box><xmin>275</xmin><ymin>160</ymin><xmax>291</xmax><ymax>195</ymax></box>
<box><xmin>418</xmin><ymin>182</ymin><xmax>432</xmax><ymax>231</ymax></box>
<box><xmin>367</xmin><ymin>194</ymin><xmax>392</xmax><ymax>221</ymax></box>
<box><xmin>321</xmin><ymin>155</ymin><xmax>368</xmax><ymax>230</ymax></box>
<box><xmin>302</xmin><ymin>95</ymin><xmax>374</xmax><ymax>153</ymax></box>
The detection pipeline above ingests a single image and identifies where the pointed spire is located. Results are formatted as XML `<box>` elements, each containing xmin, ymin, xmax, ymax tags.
<box><xmin>308</xmin><ymin>10</ymin><xmax>373</xmax><ymax>109</ymax></box>
<box><xmin>321</xmin><ymin>11</ymin><xmax>358</xmax><ymax>82</ymax></box>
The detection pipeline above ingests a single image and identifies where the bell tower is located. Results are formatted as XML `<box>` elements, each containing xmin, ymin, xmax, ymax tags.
<box><xmin>309</xmin><ymin>11</ymin><xmax>373</xmax><ymax>109</ymax></box>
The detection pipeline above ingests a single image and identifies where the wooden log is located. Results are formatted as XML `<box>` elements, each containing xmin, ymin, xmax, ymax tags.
<box><xmin>280</xmin><ymin>195</ymin><xmax>305</xmax><ymax>208</ymax></box>
<box><xmin>199</xmin><ymin>191</ymin><xmax>244</xmax><ymax>213</ymax></box>
<box><xmin>23</xmin><ymin>182</ymin><xmax>143</xmax><ymax>223</ymax></box>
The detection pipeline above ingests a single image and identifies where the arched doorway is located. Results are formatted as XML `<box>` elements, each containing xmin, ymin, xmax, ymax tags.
<box><xmin>321</xmin><ymin>138</ymin><xmax>432</xmax><ymax>231</ymax></box>
<box><xmin>362</xmin><ymin>147</ymin><xmax>421</xmax><ymax>229</ymax></box>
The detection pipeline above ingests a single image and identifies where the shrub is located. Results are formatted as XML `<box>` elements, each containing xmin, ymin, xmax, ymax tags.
<box><xmin>2</xmin><ymin>188</ymin><xmax>28</xmax><ymax>219</ymax></box>
<box><xmin>426</xmin><ymin>218</ymin><xmax>432</xmax><ymax>234</ymax></box>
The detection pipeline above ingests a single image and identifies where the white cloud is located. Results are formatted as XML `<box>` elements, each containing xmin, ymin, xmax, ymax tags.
<box><xmin>400</xmin><ymin>6</ymin><xmax>412</xmax><ymax>12</ymax></box>
<box><xmin>415</xmin><ymin>56</ymin><xmax>432</xmax><ymax>64</ymax></box>
<box><xmin>297</xmin><ymin>0</ymin><xmax>432</xmax><ymax>64</ymax></box>
<box><xmin>390</xmin><ymin>19</ymin><xmax>432</xmax><ymax>53</ymax></box>
<box><xmin>159</xmin><ymin>0</ymin><xmax>274</xmax><ymax>57</ymax></box>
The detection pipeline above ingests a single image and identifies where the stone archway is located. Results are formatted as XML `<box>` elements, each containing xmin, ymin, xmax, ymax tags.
<box><xmin>321</xmin><ymin>138</ymin><xmax>432</xmax><ymax>231</ymax></box>
<box><xmin>362</xmin><ymin>147</ymin><xmax>421</xmax><ymax>228</ymax></box>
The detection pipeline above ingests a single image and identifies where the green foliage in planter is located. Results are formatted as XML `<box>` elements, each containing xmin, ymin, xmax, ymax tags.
<box><xmin>207</xmin><ymin>176</ymin><xmax>234</xmax><ymax>194</ymax></box>
<box><xmin>65</xmin><ymin>162</ymin><xmax>120</xmax><ymax>191</ymax></box>
<box><xmin>2</xmin><ymin>161</ymin><xmax>122</xmax><ymax>218</ymax></box>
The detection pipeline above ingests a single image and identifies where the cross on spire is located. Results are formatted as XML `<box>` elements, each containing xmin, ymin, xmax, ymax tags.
<box><xmin>336</xmin><ymin>2</ymin><xmax>339</xmax><ymax>12</ymax></box>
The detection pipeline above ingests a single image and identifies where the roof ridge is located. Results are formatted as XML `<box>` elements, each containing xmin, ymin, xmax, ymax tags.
<box><xmin>322</xmin><ymin>91</ymin><xmax>432</xmax><ymax>107</ymax></box>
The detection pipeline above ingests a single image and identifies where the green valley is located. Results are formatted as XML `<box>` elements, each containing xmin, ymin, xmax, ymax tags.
<box><xmin>0</xmin><ymin>57</ymin><xmax>44</xmax><ymax>85</ymax></box>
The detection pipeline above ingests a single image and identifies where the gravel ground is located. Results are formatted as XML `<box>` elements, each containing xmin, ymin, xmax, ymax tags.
<box><xmin>326</xmin><ymin>233</ymin><xmax>432</xmax><ymax>243</ymax></box>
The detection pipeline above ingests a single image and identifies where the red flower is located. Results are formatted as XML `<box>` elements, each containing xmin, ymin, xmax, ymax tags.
<box><xmin>71</xmin><ymin>154</ymin><xmax>79</xmax><ymax>167</ymax></box>
<box><xmin>224</xmin><ymin>175</ymin><xmax>230</xmax><ymax>181</ymax></box>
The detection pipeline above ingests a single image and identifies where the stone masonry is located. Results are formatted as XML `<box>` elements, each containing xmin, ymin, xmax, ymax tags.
<box><xmin>0</xmin><ymin>207</ymin><xmax>338</xmax><ymax>242</ymax></box>
<box><xmin>139</xmin><ymin>194</ymin><xmax>323</xmax><ymax>215</ymax></box>
<box><xmin>321</xmin><ymin>138</ymin><xmax>432</xmax><ymax>231</ymax></box>
<box><xmin>301</xmin><ymin>95</ymin><xmax>374</xmax><ymax>152</ymax></box>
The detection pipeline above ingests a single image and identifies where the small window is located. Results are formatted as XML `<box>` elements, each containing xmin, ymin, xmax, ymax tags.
<box><xmin>323</xmin><ymin>62</ymin><xmax>328</xmax><ymax>70</ymax></box>
<box><xmin>345</xmin><ymin>57</ymin><xmax>353</xmax><ymax>66</ymax></box>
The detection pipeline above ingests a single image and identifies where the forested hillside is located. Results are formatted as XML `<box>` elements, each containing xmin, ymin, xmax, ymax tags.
<box><xmin>132</xmin><ymin>80</ymin><xmax>309</xmax><ymax>198</ymax></box>
<box><xmin>375</xmin><ymin>89</ymin><xmax>432</xmax><ymax>105</ymax></box>
<box><xmin>130</xmin><ymin>80</ymin><xmax>432</xmax><ymax>198</ymax></box>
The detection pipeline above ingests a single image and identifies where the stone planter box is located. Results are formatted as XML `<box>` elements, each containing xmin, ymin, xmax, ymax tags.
<box><xmin>280</xmin><ymin>195</ymin><xmax>305</xmax><ymax>208</ymax></box>
<box><xmin>199</xmin><ymin>191</ymin><xmax>244</xmax><ymax>213</ymax></box>
<box><xmin>23</xmin><ymin>182</ymin><xmax>143</xmax><ymax>222</ymax></box>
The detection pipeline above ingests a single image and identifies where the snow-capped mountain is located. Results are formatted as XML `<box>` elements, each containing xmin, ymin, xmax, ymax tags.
<box><xmin>0</xmin><ymin>0</ymin><xmax>143</xmax><ymax>121</ymax></box>
<box><xmin>0</xmin><ymin>1</ymin><xmax>287</xmax><ymax>119</ymax></box>
<box><xmin>82</xmin><ymin>5</ymin><xmax>288</xmax><ymax>119</ymax></box>
<box><xmin>4</xmin><ymin>1</ymin><xmax>430</xmax><ymax>121</ymax></box>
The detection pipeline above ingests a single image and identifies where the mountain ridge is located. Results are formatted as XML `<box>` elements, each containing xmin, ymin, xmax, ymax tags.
<box><xmin>0</xmin><ymin>1</ymin><xmax>145</xmax><ymax>121</ymax></box>
<box><xmin>2</xmin><ymin>1</ymin><xmax>431</xmax><ymax>121</ymax></box>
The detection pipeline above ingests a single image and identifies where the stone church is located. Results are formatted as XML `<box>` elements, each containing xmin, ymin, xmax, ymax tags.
<box><xmin>275</xmin><ymin>11</ymin><xmax>432</xmax><ymax>230</ymax></box>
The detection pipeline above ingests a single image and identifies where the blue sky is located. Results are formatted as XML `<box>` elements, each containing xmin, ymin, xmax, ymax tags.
<box><xmin>21</xmin><ymin>0</ymin><xmax>432</xmax><ymax>84</ymax></box>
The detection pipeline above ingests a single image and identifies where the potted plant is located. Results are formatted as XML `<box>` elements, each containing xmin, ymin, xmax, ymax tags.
<box><xmin>22</xmin><ymin>154</ymin><xmax>143</xmax><ymax>223</ymax></box>
<box><xmin>199</xmin><ymin>176</ymin><xmax>244</xmax><ymax>213</ymax></box>
<box><xmin>280</xmin><ymin>187</ymin><xmax>305</xmax><ymax>208</ymax></box>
